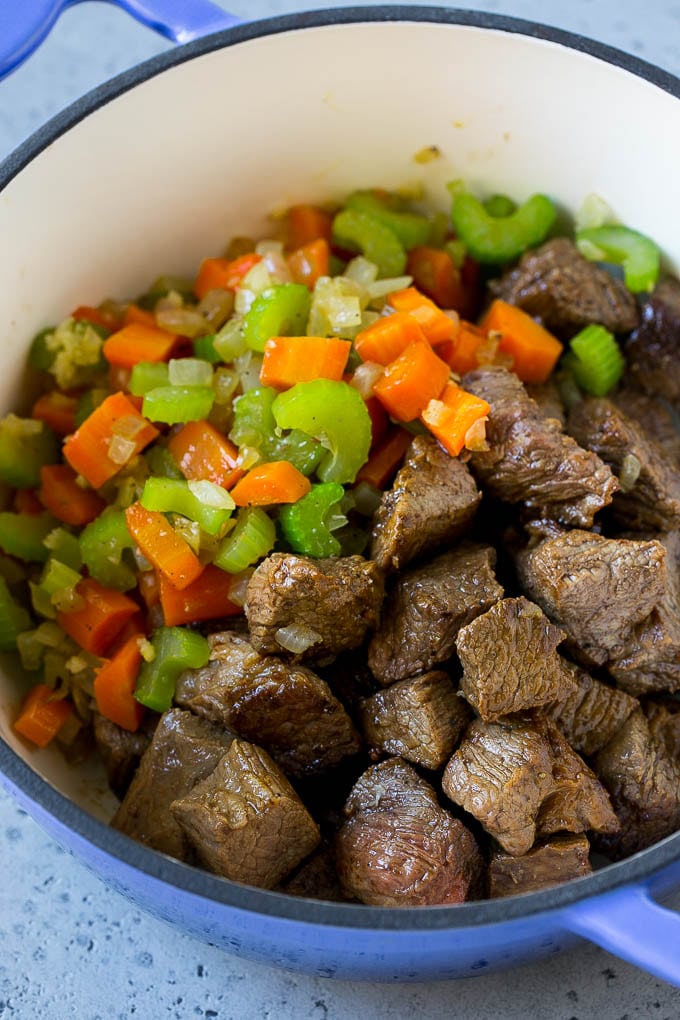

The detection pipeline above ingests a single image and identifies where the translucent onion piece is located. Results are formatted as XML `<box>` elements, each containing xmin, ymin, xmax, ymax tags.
<box><xmin>187</xmin><ymin>479</ymin><xmax>235</xmax><ymax>510</ymax></box>
<box><xmin>464</xmin><ymin>417</ymin><xmax>490</xmax><ymax>452</ymax></box>
<box><xmin>350</xmin><ymin>361</ymin><xmax>384</xmax><ymax>398</ymax></box>
<box><xmin>197</xmin><ymin>288</ymin><xmax>235</xmax><ymax>329</ymax></box>
<box><xmin>108</xmin><ymin>434</ymin><xmax>138</xmax><ymax>466</ymax></box>
<box><xmin>366</xmin><ymin>275</ymin><xmax>413</xmax><ymax>300</ymax></box>
<box><xmin>619</xmin><ymin>453</ymin><xmax>641</xmax><ymax>493</ymax></box>
<box><xmin>156</xmin><ymin>307</ymin><xmax>208</xmax><ymax>339</ymax></box>
<box><xmin>173</xmin><ymin>517</ymin><xmax>201</xmax><ymax>554</ymax></box>
<box><xmin>575</xmin><ymin>193</ymin><xmax>615</xmax><ymax>232</ymax></box>
<box><xmin>168</xmin><ymin>358</ymin><xmax>213</xmax><ymax>387</ymax></box>
<box><xmin>274</xmin><ymin>623</ymin><xmax>322</xmax><ymax>654</ymax></box>
<box><xmin>112</xmin><ymin>414</ymin><xmax>146</xmax><ymax>439</ymax></box>
<box><xmin>227</xmin><ymin>568</ymin><xmax>254</xmax><ymax>608</ymax></box>
<box><xmin>344</xmin><ymin>256</ymin><xmax>379</xmax><ymax>286</ymax></box>
<box><xmin>213</xmin><ymin>367</ymin><xmax>239</xmax><ymax>405</ymax></box>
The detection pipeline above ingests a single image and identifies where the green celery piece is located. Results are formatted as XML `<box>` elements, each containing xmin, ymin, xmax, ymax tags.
<box><xmin>576</xmin><ymin>225</ymin><xmax>660</xmax><ymax>293</ymax></box>
<box><xmin>129</xmin><ymin>361</ymin><xmax>170</xmax><ymax>396</ymax></box>
<box><xmin>230</xmin><ymin>387</ymin><xmax>323</xmax><ymax>476</ymax></box>
<box><xmin>145</xmin><ymin>445</ymin><xmax>184</xmax><ymax>480</ymax></box>
<box><xmin>279</xmin><ymin>482</ymin><xmax>345</xmax><ymax>557</ymax></box>
<box><xmin>242</xmin><ymin>284</ymin><xmax>311</xmax><ymax>353</ymax></box>
<box><xmin>28</xmin><ymin>328</ymin><xmax>57</xmax><ymax>371</ymax></box>
<box><xmin>43</xmin><ymin>528</ymin><xmax>83</xmax><ymax>572</ymax></box>
<box><xmin>80</xmin><ymin>508</ymin><xmax>137</xmax><ymax>591</ymax></box>
<box><xmin>448</xmin><ymin>185</ymin><xmax>556</xmax><ymax>263</ymax></box>
<box><xmin>566</xmin><ymin>324</ymin><xmax>625</xmax><ymax>397</ymax></box>
<box><xmin>193</xmin><ymin>334</ymin><xmax>222</xmax><ymax>363</ymax></box>
<box><xmin>0</xmin><ymin>414</ymin><xmax>59</xmax><ymax>488</ymax></box>
<box><xmin>29</xmin><ymin>581</ymin><xmax>56</xmax><ymax>620</ymax></box>
<box><xmin>0</xmin><ymin>577</ymin><xmax>32</xmax><ymax>650</ymax></box>
<box><xmin>484</xmin><ymin>194</ymin><xmax>518</xmax><ymax>218</ymax></box>
<box><xmin>142</xmin><ymin>385</ymin><xmax>214</xmax><ymax>425</ymax></box>
<box><xmin>344</xmin><ymin>191</ymin><xmax>431</xmax><ymax>250</ymax></box>
<box><xmin>38</xmin><ymin>558</ymin><xmax>81</xmax><ymax>597</ymax></box>
<box><xmin>332</xmin><ymin>209</ymin><xmax>407</xmax><ymax>278</ymax></box>
<box><xmin>272</xmin><ymin>379</ymin><xmax>371</xmax><ymax>484</ymax></box>
<box><xmin>0</xmin><ymin>513</ymin><xmax>56</xmax><ymax>563</ymax></box>
<box><xmin>140</xmin><ymin>477</ymin><xmax>234</xmax><ymax>536</ymax></box>
<box><xmin>213</xmin><ymin>507</ymin><xmax>275</xmax><ymax>574</ymax></box>
<box><xmin>134</xmin><ymin>627</ymin><xmax>210</xmax><ymax>713</ymax></box>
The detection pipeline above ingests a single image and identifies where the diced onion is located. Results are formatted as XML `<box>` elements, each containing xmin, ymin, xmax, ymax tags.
<box><xmin>237</xmin><ymin>445</ymin><xmax>261</xmax><ymax>470</ymax></box>
<box><xmin>168</xmin><ymin>358</ymin><xmax>213</xmax><ymax>387</ymax></box>
<box><xmin>213</xmin><ymin>367</ymin><xmax>239</xmax><ymax>405</ymax></box>
<box><xmin>350</xmin><ymin>361</ymin><xmax>384</xmax><ymax>398</ymax></box>
<box><xmin>156</xmin><ymin>306</ymin><xmax>208</xmax><ymax>338</ymax></box>
<box><xmin>619</xmin><ymin>453</ymin><xmax>641</xmax><ymax>493</ymax></box>
<box><xmin>108</xmin><ymin>434</ymin><xmax>138</xmax><ymax>466</ymax></box>
<box><xmin>197</xmin><ymin>288</ymin><xmax>235</xmax><ymax>329</ymax></box>
<box><xmin>576</xmin><ymin>193</ymin><xmax>615</xmax><ymax>232</ymax></box>
<box><xmin>274</xmin><ymin>623</ymin><xmax>322</xmax><ymax>654</ymax></box>
<box><xmin>187</xmin><ymin>479</ymin><xmax>235</xmax><ymax>510</ymax></box>
<box><xmin>464</xmin><ymin>417</ymin><xmax>489</xmax><ymax>452</ymax></box>
<box><xmin>366</xmin><ymin>275</ymin><xmax>413</xmax><ymax>300</ymax></box>
<box><xmin>234</xmin><ymin>350</ymin><xmax>264</xmax><ymax>392</ymax></box>
<box><xmin>138</xmin><ymin>637</ymin><xmax>156</xmax><ymax>663</ymax></box>
<box><xmin>344</xmin><ymin>256</ymin><xmax>379</xmax><ymax>287</ymax></box>
<box><xmin>214</xmin><ymin>318</ymin><xmax>247</xmax><ymax>361</ymax></box>
<box><xmin>173</xmin><ymin>517</ymin><xmax>201</xmax><ymax>553</ymax></box>
<box><xmin>327</xmin><ymin>295</ymin><xmax>362</xmax><ymax>331</ymax></box>
<box><xmin>227</xmin><ymin>568</ymin><xmax>254</xmax><ymax>608</ymax></box>
<box><xmin>112</xmin><ymin>415</ymin><xmax>146</xmax><ymax>439</ymax></box>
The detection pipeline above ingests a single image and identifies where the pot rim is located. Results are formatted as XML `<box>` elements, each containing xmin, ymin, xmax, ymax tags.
<box><xmin>2</xmin><ymin>4</ymin><xmax>680</xmax><ymax>931</ymax></box>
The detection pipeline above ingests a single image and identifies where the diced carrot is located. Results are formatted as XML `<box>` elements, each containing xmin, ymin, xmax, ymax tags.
<box><xmin>193</xmin><ymin>253</ymin><xmax>262</xmax><ymax>301</ymax></box>
<box><xmin>365</xmin><ymin>395</ymin><xmax>389</xmax><ymax>450</ymax></box>
<box><xmin>72</xmin><ymin>305</ymin><xmax>122</xmax><ymax>333</ymax></box>
<box><xmin>480</xmin><ymin>300</ymin><xmax>563</xmax><ymax>385</ymax></box>
<box><xmin>159</xmin><ymin>565</ymin><xmax>243</xmax><ymax>627</ymax></box>
<box><xmin>354</xmin><ymin>311</ymin><xmax>428</xmax><ymax>366</ymax></box>
<box><xmin>288</xmin><ymin>238</ymin><xmax>330</xmax><ymax>288</ymax></box>
<box><xmin>407</xmin><ymin>246</ymin><xmax>467</xmax><ymax>311</ymax></box>
<box><xmin>438</xmin><ymin>321</ymin><xmax>489</xmax><ymax>376</ymax></box>
<box><xmin>13</xmin><ymin>684</ymin><xmax>73</xmax><ymax>748</ymax></box>
<box><xmin>373</xmin><ymin>341</ymin><xmax>450</xmax><ymax>422</ymax></box>
<box><xmin>124</xmin><ymin>304</ymin><xmax>158</xmax><ymax>329</ymax></box>
<box><xmin>421</xmin><ymin>381</ymin><xmax>491</xmax><ymax>457</ymax></box>
<box><xmin>94</xmin><ymin>634</ymin><xmax>145</xmax><ymax>732</ymax></box>
<box><xmin>31</xmin><ymin>391</ymin><xmax>78</xmax><ymax>436</ymax></box>
<box><xmin>167</xmin><ymin>420</ymin><xmax>243</xmax><ymax>490</ymax></box>
<box><xmin>230</xmin><ymin>461</ymin><xmax>312</xmax><ymax>507</ymax></box>
<box><xmin>125</xmin><ymin>501</ymin><xmax>204</xmax><ymax>591</ymax></box>
<box><xmin>260</xmin><ymin>336</ymin><xmax>351</xmax><ymax>390</ymax></box>
<box><xmin>39</xmin><ymin>464</ymin><xmax>105</xmax><ymax>526</ymax></box>
<box><xmin>137</xmin><ymin>569</ymin><xmax>161</xmax><ymax>612</ymax></box>
<box><xmin>356</xmin><ymin>427</ymin><xmax>413</xmax><ymax>489</ymax></box>
<box><xmin>63</xmin><ymin>391</ymin><xmax>159</xmax><ymax>489</ymax></box>
<box><xmin>388</xmin><ymin>286</ymin><xmax>458</xmax><ymax>345</ymax></box>
<box><xmin>57</xmin><ymin>577</ymin><xmax>140</xmax><ymax>656</ymax></box>
<box><xmin>286</xmin><ymin>204</ymin><xmax>333</xmax><ymax>249</ymax></box>
<box><xmin>13</xmin><ymin>488</ymin><xmax>44</xmax><ymax>515</ymax></box>
<box><xmin>103</xmin><ymin>322</ymin><xmax>178</xmax><ymax>368</ymax></box>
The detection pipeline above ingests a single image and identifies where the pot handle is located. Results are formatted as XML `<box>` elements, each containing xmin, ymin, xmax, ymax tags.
<box><xmin>0</xmin><ymin>0</ymin><xmax>241</xmax><ymax>80</ymax></box>
<box><xmin>563</xmin><ymin>884</ymin><xmax>680</xmax><ymax>987</ymax></box>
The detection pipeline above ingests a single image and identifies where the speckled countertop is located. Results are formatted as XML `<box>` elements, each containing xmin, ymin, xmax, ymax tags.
<box><xmin>2</xmin><ymin>2</ymin><xmax>680</xmax><ymax>1017</ymax></box>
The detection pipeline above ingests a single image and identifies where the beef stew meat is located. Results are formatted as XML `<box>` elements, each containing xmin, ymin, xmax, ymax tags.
<box><xmin>456</xmin><ymin>596</ymin><xmax>575</xmax><ymax>721</ymax></box>
<box><xmin>368</xmin><ymin>543</ymin><xmax>503</xmax><ymax>685</ymax></box>
<box><xmin>357</xmin><ymin>670</ymin><xmax>472</xmax><ymax>771</ymax></box>
<box><xmin>278</xmin><ymin>843</ymin><xmax>354</xmax><ymax>902</ymax></box>
<box><xmin>175</xmin><ymin>630</ymin><xmax>361</xmax><ymax>779</ymax></box>
<box><xmin>245</xmin><ymin>553</ymin><xmax>384</xmax><ymax>661</ymax></box>
<box><xmin>93</xmin><ymin>711</ymin><xmax>158</xmax><ymax>800</ymax></box>
<box><xmin>613</xmin><ymin>389</ymin><xmax>680</xmax><ymax>466</ymax></box>
<box><xmin>462</xmin><ymin>367</ymin><xmax>619</xmax><ymax>528</ymax></box>
<box><xmin>626</xmin><ymin>277</ymin><xmax>680</xmax><ymax>409</ymax></box>
<box><xmin>645</xmin><ymin>697</ymin><xmax>680</xmax><ymax>759</ymax></box>
<box><xmin>171</xmin><ymin>738</ymin><xmax>320</xmax><ymax>888</ymax></box>
<box><xmin>335</xmin><ymin>757</ymin><xmax>483</xmax><ymax>907</ymax></box>
<box><xmin>525</xmin><ymin>378</ymin><xmax>566</xmax><ymax>426</ymax></box>
<box><xmin>488</xmin><ymin>835</ymin><xmax>593</xmax><ymax>899</ymax></box>
<box><xmin>545</xmin><ymin>662</ymin><xmax>638</xmax><ymax>757</ymax></box>
<box><xmin>488</xmin><ymin>237</ymin><xmax>639</xmax><ymax>338</ymax></box>
<box><xmin>370</xmin><ymin>434</ymin><xmax>481</xmax><ymax>572</ymax></box>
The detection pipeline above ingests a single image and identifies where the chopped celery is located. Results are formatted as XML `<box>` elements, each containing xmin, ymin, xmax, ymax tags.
<box><xmin>134</xmin><ymin>626</ymin><xmax>210</xmax><ymax>713</ymax></box>
<box><xmin>575</xmin><ymin>224</ymin><xmax>660</xmax><ymax>292</ymax></box>
<box><xmin>566</xmin><ymin>324</ymin><xmax>625</xmax><ymax>397</ymax></box>
<box><xmin>344</xmin><ymin>191</ymin><xmax>431</xmax><ymax>250</ymax></box>
<box><xmin>142</xmin><ymin>385</ymin><xmax>214</xmax><ymax>424</ymax></box>
<box><xmin>193</xmin><ymin>334</ymin><xmax>222</xmax><ymax>363</ymax></box>
<box><xmin>145</xmin><ymin>445</ymin><xmax>184</xmax><ymax>480</ymax></box>
<box><xmin>0</xmin><ymin>577</ymin><xmax>31</xmax><ymax>650</ymax></box>
<box><xmin>0</xmin><ymin>513</ymin><xmax>56</xmax><ymax>563</ymax></box>
<box><xmin>38</xmin><ymin>558</ymin><xmax>82</xmax><ymax>597</ymax></box>
<box><xmin>43</xmin><ymin>528</ymin><xmax>83</xmax><ymax>572</ymax></box>
<box><xmin>129</xmin><ymin>361</ymin><xmax>170</xmax><ymax>396</ymax></box>
<box><xmin>0</xmin><ymin>414</ymin><xmax>59</xmax><ymax>488</ymax></box>
<box><xmin>140</xmin><ymin>476</ymin><xmax>234</xmax><ymax>536</ymax></box>
<box><xmin>332</xmin><ymin>209</ymin><xmax>407</xmax><ymax>278</ymax></box>
<box><xmin>484</xmin><ymin>194</ymin><xmax>518</xmax><ymax>218</ymax></box>
<box><xmin>213</xmin><ymin>507</ymin><xmax>275</xmax><ymax>573</ymax></box>
<box><xmin>80</xmin><ymin>508</ymin><xmax>137</xmax><ymax>590</ymax></box>
<box><xmin>279</xmin><ymin>482</ymin><xmax>346</xmax><ymax>557</ymax></box>
<box><xmin>168</xmin><ymin>358</ymin><xmax>213</xmax><ymax>387</ymax></box>
<box><xmin>242</xmin><ymin>284</ymin><xmax>311</xmax><ymax>353</ymax></box>
<box><xmin>448</xmin><ymin>184</ymin><xmax>556</xmax><ymax>263</ymax></box>
<box><xmin>230</xmin><ymin>387</ymin><xmax>323</xmax><ymax>476</ymax></box>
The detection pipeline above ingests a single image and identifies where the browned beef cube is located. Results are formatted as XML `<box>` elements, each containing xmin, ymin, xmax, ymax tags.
<box><xmin>546</xmin><ymin>662</ymin><xmax>637</xmax><ymax>757</ymax></box>
<box><xmin>488</xmin><ymin>835</ymin><xmax>592</xmax><ymax>898</ymax></box>
<box><xmin>176</xmin><ymin>630</ymin><xmax>361</xmax><ymax>778</ymax></box>
<box><xmin>112</xmin><ymin>709</ymin><xmax>233</xmax><ymax>861</ymax></box>
<box><xmin>462</xmin><ymin>368</ymin><xmax>618</xmax><ymax>528</ymax></box>
<box><xmin>335</xmin><ymin>758</ymin><xmax>483</xmax><ymax>906</ymax></box>
<box><xmin>567</xmin><ymin>397</ymin><xmax>680</xmax><ymax>532</ymax></box>
<box><xmin>456</xmin><ymin>597</ymin><xmax>575</xmax><ymax>721</ymax></box>
<box><xmin>614</xmin><ymin>390</ymin><xmax>680</xmax><ymax>466</ymax></box>
<box><xmin>368</xmin><ymin>544</ymin><xmax>503</xmax><ymax>685</ymax></box>
<box><xmin>245</xmin><ymin>553</ymin><xmax>384</xmax><ymax>661</ymax></box>
<box><xmin>526</xmin><ymin>378</ymin><xmax>566</xmax><ymax>425</ymax></box>
<box><xmin>626</xmin><ymin>278</ymin><xmax>680</xmax><ymax>409</ymax></box>
<box><xmin>644</xmin><ymin>697</ymin><xmax>680</xmax><ymax>759</ymax></box>
<box><xmin>93</xmin><ymin>711</ymin><xmax>157</xmax><ymax>800</ymax></box>
<box><xmin>488</xmin><ymin>237</ymin><xmax>639</xmax><ymax>338</ymax></box>
<box><xmin>370</xmin><ymin>435</ymin><xmax>481</xmax><ymax>572</ymax></box>
<box><xmin>278</xmin><ymin>843</ymin><xmax>352</xmax><ymax>902</ymax></box>
<box><xmin>171</xmin><ymin>739</ymin><xmax>320</xmax><ymax>888</ymax></box>
<box><xmin>593</xmin><ymin>709</ymin><xmax>680</xmax><ymax>860</ymax></box>
<box><xmin>442</xmin><ymin>717</ymin><xmax>556</xmax><ymax>856</ymax></box>
<box><xmin>516</xmin><ymin>529</ymin><xmax>666</xmax><ymax>666</ymax></box>
<box><xmin>358</xmin><ymin>670</ymin><xmax>471</xmax><ymax>770</ymax></box>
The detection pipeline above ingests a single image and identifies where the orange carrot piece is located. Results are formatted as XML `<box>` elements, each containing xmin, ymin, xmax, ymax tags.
<box><xmin>71</xmin><ymin>305</ymin><xmax>122</xmax><ymax>332</ymax></box>
<box><xmin>167</xmin><ymin>420</ymin><xmax>243</xmax><ymax>490</ymax></box>
<box><xmin>388</xmin><ymin>286</ymin><xmax>458</xmax><ymax>345</ymax></box>
<box><xmin>480</xmin><ymin>299</ymin><xmax>563</xmax><ymax>385</ymax></box>
<box><xmin>354</xmin><ymin>311</ymin><xmax>428</xmax><ymax>366</ymax></box>
<box><xmin>438</xmin><ymin>321</ymin><xmax>489</xmax><ymax>376</ymax></box>
<box><xmin>230</xmin><ymin>461</ymin><xmax>312</xmax><ymax>507</ymax></box>
<box><xmin>39</xmin><ymin>464</ymin><xmax>105</xmax><ymax>526</ymax></box>
<box><xmin>13</xmin><ymin>488</ymin><xmax>44</xmax><ymax>515</ymax></box>
<box><xmin>356</xmin><ymin>427</ymin><xmax>413</xmax><ymax>489</ymax></box>
<box><xmin>103</xmin><ymin>322</ymin><xmax>178</xmax><ymax>368</ymax></box>
<box><xmin>94</xmin><ymin>634</ymin><xmax>145</xmax><ymax>732</ymax></box>
<box><xmin>123</xmin><ymin>304</ymin><xmax>158</xmax><ymax>329</ymax></box>
<box><xmin>57</xmin><ymin>578</ymin><xmax>140</xmax><ymax>656</ymax></box>
<box><xmin>407</xmin><ymin>246</ymin><xmax>467</xmax><ymax>311</ymax></box>
<box><xmin>193</xmin><ymin>253</ymin><xmax>262</xmax><ymax>300</ymax></box>
<box><xmin>159</xmin><ymin>564</ymin><xmax>243</xmax><ymax>627</ymax></box>
<box><xmin>260</xmin><ymin>336</ymin><xmax>351</xmax><ymax>390</ymax></box>
<box><xmin>63</xmin><ymin>391</ymin><xmax>159</xmax><ymax>490</ymax></box>
<box><xmin>13</xmin><ymin>684</ymin><xmax>73</xmax><ymax>748</ymax></box>
<box><xmin>125</xmin><ymin>501</ymin><xmax>204</xmax><ymax>591</ymax></box>
<box><xmin>31</xmin><ymin>391</ymin><xmax>78</xmax><ymax>436</ymax></box>
<box><xmin>373</xmin><ymin>341</ymin><xmax>450</xmax><ymax>422</ymax></box>
<box><xmin>288</xmin><ymin>238</ymin><xmax>330</xmax><ymax>288</ymax></box>
<box><xmin>287</xmin><ymin>204</ymin><xmax>333</xmax><ymax>249</ymax></box>
<box><xmin>421</xmin><ymin>381</ymin><xmax>491</xmax><ymax>457</ymax></box>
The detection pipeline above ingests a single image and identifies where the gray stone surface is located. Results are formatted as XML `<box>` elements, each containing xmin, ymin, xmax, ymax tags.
<box><xmin>2</xmin><ymin>1</ymin><xmax>680</xmax><ymax>1016</ymax></box>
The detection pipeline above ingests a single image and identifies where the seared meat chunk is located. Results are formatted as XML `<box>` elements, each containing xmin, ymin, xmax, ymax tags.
<box><xmin>593</xmin><ymin>709</ymin><xmax>680</xmax><ymax>860</ymax></box>
<box><xmin>358</xmin><ymin>670</ymin><xmax>471</xmax><ymax>770</ymax></box>
<box><xmin>644</xmin><ymin>697</ymin><xmax>680</xmax><ymax>759</ymax></box>
<box><xmin>176</xmin><ymin>631</ymin><xmax>361</xmax><ymax>778</ymax></box>
<box><xmin>112</xmin><ymin>709</ymin><xmax>233</xmax><ymax>861</ymax></box>
<box><xmin>462</xmin><ymin>367</ymin><xmax>618</xmax><ymax>528</ymax></box>
<box><xmin>370</xmin><ymin>435</ymin><xmax>481</xmax><ymax>572</ymax></box>
<box><xmin>546</xmin><ymin>662</ymin><xmax>637</xmax><ymax>757</ymax></box>
<box><xmin>336</xmin><ymin>758</ymin><xmax>483</xmax><ymax>906</ymax></box>
<box><xmin>368</xmin><ymin>544</ymin><xmax>503</xmax><ymax>685</ymax></box>
<box><xmin>172</xmin><ymin>738</ymin><xmax>320</xmax><ymax>888</ymax></box>
<box><xmin>245</xmin><ymin>553</ymin><xmax>384</xmax><ymax>661</ymax></box>
<box><xmin>488</xmin><ymin>237</ymin><xmax>639</xmax><ymax>338</ymax></box>
<box><xmin>93</xmin><ymin>711</ymin><xmax>157</xmax><ymax>800</ymax></box>
<box><xmin>614</xmin><ymin>389</ymin><xmax>680</xmax><ymax>466</ymax></box>
<box><xmin>488</xmin><ymin>835</ymin><xmax>592</xmax><ymax>899</ymax></box>
<box><xmin>627</xmin><ymin>278</ymin><xmax>680</xmax><ymax>409</ymax></box>
<box><xmin>567</xmin><ymin>396</ymin><xmax>680</xmax><ymax>531</ymax></box>
<box><xmin>456</xmin><ymin>597</ymin><xmax>575</xmax><ymax>721</ymax></box>
<box><xmin>526</xmin><ymin>378</ymin><xmax>565</xmax><ymax>425</ymax></box>
<box><xmin>516</xmin><ymin>529</ymin><xmax>666</xmax><ymax>666</ymax></box>
<box><xmin>278</xmin><ymin>843</ymin><xmax>352</xmax><ymax>902</ymax></box>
